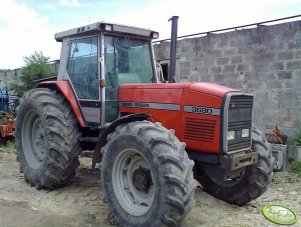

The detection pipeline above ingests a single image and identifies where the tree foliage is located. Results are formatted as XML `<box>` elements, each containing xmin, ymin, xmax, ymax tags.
<box><xmin>10</xmin><ymin>51</ymin><xmax>55</xmax><ymax>96</ymax></box>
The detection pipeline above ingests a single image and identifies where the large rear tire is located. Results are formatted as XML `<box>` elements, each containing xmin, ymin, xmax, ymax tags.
<box><xmin>16</xmin><ymin>88</ymin><xmax>82</xmax><ymax>188</ymax></box>
<box><xmin>194</xmin><ymin>127</ymin><xmax>274</xmax><ymax>205</ymax></box>
<box><xmin>101</xmin><ymin>121</ymin><xmax>197</xmax><ymax>226</ymax></box>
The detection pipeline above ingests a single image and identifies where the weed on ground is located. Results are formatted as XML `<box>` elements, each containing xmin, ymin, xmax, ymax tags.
<box><xmin>0</xmin><ymin>140</ymin><xmax>15</xmax><ymax>154</ymax></box>
<box><xmin>290</xmin><ymin>160</ymin><xmax>301</xmax><ymax>175</ymax></box>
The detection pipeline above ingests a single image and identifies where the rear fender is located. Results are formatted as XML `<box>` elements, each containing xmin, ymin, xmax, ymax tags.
<box><xmin>37</xmin><ymin>81</ymin><xmax>86</xmax><ymax>127</ymax></box>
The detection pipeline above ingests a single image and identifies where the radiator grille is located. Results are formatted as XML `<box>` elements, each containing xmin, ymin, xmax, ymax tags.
<box><xmin>229</xmin><ymin>95</ymin><xmax>253</xmax><ymax>109</ymax></box>
<box><xmin>184</xmin><ymin>118</ymin><xmax>216</xmax><ymax>143</ymax></box>
<box><xmin>227</xmin><ymin>95</ymin><xmax>253</xmax><ymax>152</ymax></box>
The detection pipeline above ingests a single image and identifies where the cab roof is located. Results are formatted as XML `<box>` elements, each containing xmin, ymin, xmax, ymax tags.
<box><xmin>55</xmin><ymin>21</ymin><xmax>159</xmax><ymax>42</ymax></box>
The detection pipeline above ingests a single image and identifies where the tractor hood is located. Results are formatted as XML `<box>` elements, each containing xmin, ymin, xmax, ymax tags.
<box><xmin>188</xmin><ymin>82</ymin><xmax>237</xmax><ymax>97</ymax></box>
<box><xmin>119</xmin><ymin>82</ymin><xmax>239</xmax><ymax>154</ymax></box>
<box><xmin>120</xmin><ymin>82</ymin><xmax>237</xmax><ymax>98</ymax></box>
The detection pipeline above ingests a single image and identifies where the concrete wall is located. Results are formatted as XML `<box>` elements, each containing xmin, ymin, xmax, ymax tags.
<box><xmin>154</xmin><ymin>20</ymin><xmax>301</xmax><ymax>140</ymax></box>
<box><xmin>0</xmin><ymin>69</ymin><xmax>22</xmax><ymax>88</ymax></box>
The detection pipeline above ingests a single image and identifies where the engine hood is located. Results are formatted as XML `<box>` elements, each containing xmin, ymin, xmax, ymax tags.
<box><xmin>120</xmin><ymin>82</ymin><xmax>238</xmax><ymax>98</ymax></box>
<box><xmin>188</xmin><ymin>82</ymin><xmax>238</xmax><ymax>97</ymax></box>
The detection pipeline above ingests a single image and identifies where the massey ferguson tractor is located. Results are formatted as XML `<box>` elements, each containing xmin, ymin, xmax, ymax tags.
<box><xmin>15</xmin><ymin>19</ymin><xmax>273</xmax><ymax>226</ymax></box>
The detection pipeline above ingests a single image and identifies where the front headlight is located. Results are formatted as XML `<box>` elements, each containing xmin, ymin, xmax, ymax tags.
<box><xmin>227</xmin><ymin>131</ymin><xmax>235</xmax><ymax>140</ymax></box>
<box><xmin>242</xmin><ymin>129</ymin><xmax>250</xmax><ymax>138</ymax></box>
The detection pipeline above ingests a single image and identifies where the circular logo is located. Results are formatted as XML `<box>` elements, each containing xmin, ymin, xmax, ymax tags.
<box><xmin>262</xmin><ymin>204</ymin><xmax>298</xmax><ymax>225</ymax></box>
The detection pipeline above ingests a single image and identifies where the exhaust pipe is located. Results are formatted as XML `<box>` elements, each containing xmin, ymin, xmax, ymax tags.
<box><xmin>168</xmin><ymin>16</ymin><xmax>179</xmax><ymax>83</ymax></box>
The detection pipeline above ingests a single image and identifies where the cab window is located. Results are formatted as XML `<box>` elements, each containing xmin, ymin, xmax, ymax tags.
<box><xmin>66</xmin><ymin>36</ymin><xmax>99</xmax><ymax>100</ymax></box>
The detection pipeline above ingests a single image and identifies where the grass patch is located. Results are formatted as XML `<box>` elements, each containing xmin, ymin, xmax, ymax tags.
<box><xmin>4</xmin><ymin>141</ymin><xmax>15</xmax><ymax>150</ymax></box>
<box><xmin>291</xmin><ymin>132</ymin><xmax>301</xmax><ymax>146</ymax></box>
<box><xmin>290</xmin><ymin>160</ymin><xmax>301</xmax><ymax>174</ymax></box>
<box><xmin>0</xmin><ymin>140</ymin><xmax>15</xmax><ymax>153</ymax></box>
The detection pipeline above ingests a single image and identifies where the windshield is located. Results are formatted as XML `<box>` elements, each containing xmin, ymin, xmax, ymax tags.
<box><xmin>104</xmin><ymin>35</ymin><xmax>154</xmax><ymax>87</ymax></box>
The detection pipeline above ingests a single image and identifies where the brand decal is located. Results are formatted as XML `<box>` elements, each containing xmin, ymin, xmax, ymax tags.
<box><xmin>121</xmin><ymin>102</ymin><xmax>150</xmax><ymax>108</ymax></box>
<box><xmin>184</xmin><ymin>105</ymin><xmax>220</xmax><ymax>116</ymax></box>
<box><xmin>120</xmin><ymin>102</ymin><xmax>180</xmax><ymax>111</ymax></box>
<box><xmin>262</xmin><ymin>204</ymin><xmax>298</xmax><ymax>225</ymax></box>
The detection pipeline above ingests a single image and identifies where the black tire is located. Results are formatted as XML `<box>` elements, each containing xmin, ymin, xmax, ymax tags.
<box><xmin>101</xmin><ymin>121</ymin><xmax>197</xmax><ymax>227</ymax></box>
<box><xmin>16</xmin><ymin>88</ymin><xmax>82</xmax><ymax>188</ymax></box>
<box><xmin>194</xmin><ymin>126</ymin><xmax>274</xmax><ymax>205</ymax></box>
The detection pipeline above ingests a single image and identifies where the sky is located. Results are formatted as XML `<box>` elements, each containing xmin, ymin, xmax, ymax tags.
<box><xmin>1</xmin><ymin>0</ymin><xmax>301</xmax><ymax>69</ymax></box>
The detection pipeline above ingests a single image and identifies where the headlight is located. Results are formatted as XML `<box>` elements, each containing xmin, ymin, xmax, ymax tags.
<box><xmin>242</xmin><ymin>129</ymin><xmax>250</xmax><ymax>138</ymax></box>
<box><xmin>227</xmin><ymin>131</ymin><xmax>235</xmax><ymax>140</ymax></box>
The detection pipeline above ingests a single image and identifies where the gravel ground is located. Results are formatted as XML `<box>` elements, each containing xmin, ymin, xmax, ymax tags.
<box><xmin>0</xmin><ymin>151</ymin><xmax>300</xmax><ymax>227</ymax></box>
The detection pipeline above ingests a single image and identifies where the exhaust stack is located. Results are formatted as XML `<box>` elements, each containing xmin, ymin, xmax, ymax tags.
<box><xmin>168</xmin><ymin>16</ymin><xmax>179</xmax><ymax>83</ymax></box>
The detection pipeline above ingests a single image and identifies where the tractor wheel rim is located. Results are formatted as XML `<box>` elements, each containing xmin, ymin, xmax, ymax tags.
<box><xmin>112</xmin><ymin>149</ymin><xmax>155</xmax><ymax>216</ymax></box>
<box><xmin>22</xmin><ymin>110</ymin><xmax>45</xmax><ymax>169</ymax></box>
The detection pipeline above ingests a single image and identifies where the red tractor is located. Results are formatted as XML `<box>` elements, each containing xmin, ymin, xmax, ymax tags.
<box><xmin>16</xmin><ymin>20</ymin><xmax>273</xmax><ymax>226</ymax></box>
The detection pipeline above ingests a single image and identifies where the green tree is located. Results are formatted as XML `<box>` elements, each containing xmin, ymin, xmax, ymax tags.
<box><xmin>10</xmin><ymin>51</ymin><xmax>55</xmax><ymax>96</ymax></box>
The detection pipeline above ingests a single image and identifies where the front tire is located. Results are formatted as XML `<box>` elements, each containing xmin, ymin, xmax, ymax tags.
<box><xmin>194</xmin><ymin>127</ymin><xmax>274</xmax><ymax>205</ymax></box>
<box><xmin>101</xmin><ymin>121</ymin><xmax>197</xmax><ymax>226</ymax></box>
<box><xmin>16</xmin><ymin>88</ymin><xmax>82</xmax><ymax>188</ymax></box>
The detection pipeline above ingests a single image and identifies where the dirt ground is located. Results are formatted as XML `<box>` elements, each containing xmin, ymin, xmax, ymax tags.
<box><xmin>0</xmin><ymin>151</ymin><xmax>300</xmax><ymax>227</ymax></box>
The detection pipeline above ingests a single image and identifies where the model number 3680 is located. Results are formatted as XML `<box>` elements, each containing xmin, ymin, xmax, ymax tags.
<box><xmin>191</xmin><ymin>106</ymin><xmax>213</xmax><ymax>114</ymax></box>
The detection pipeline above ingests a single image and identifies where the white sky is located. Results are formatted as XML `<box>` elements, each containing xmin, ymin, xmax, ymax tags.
<box><xmin>1</xmin><ymin>0</ymin><xmax>301</xmax><ymax>69</ymax></box>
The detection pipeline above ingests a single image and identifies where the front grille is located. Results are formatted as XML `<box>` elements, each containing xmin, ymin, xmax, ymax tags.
<box><xmin>228</xmin><ymin>121</ymin><xmax>251</xmax><ymax>130</ymax></box>
<box><xmin>184</xmin><ymin>118</ymin><xmax>216</xmax><ymax>143</ymax></box>
<box><xmin>229</xmin><ymin>95</ymin><xmax>253</xmax><ymax>109</ymax></box>
<box><xmin>228</xmin><ymin>139</ymin><xmax>251</xmax><ymax>151</ymax></box>
<box><xmin>227</xmin><ymin>95</ymin><xmax>253</xmax><ymax>152</ymax></box>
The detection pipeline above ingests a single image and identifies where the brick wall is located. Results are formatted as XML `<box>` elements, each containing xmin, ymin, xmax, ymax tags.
<box><xmin>154</xmin><ymin>20</ymin><xmax>301</xmax><ymax>140</ymax></box>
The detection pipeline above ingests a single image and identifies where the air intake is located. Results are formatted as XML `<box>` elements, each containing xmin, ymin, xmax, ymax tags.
<box><xmin>184</xmin><ymin>118</ymin><xmax>216</xmax><ymax>143</ymax></box>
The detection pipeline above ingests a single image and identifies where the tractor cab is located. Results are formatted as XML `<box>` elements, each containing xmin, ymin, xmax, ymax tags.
<box><xmin>55</xmin><ymin>22</ymin><xmax>159</xmax><ymax>125</ymax></box>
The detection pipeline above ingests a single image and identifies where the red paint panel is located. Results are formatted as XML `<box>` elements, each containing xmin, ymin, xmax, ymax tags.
<box><xmin>119</xmin><ymin>83</ymin><xmax>185</xmax><ymax>144</ymax></box>
<box><xmin>119</xmin><ymin>107</ymin><xmax>184</xmax><ymax>138</ymax></box>
<box><xmin>181</xmin><ymin>87</ymin><xmax>223</xmax><ymax>153</ymax></box>
<box><xmin>39</xmin><ymin>81</ymin><xmax>86</xmax><ymax>127</ymax></box>
<box><xmin>182</xmin><ymin>89</ymin><xmax>222</xmax><ymax>108</ymax></box>
<box><xmin>119</xmin><ymin>84</ymin><xmax>186</xmax><ymax>103</ymax></box>
<box><xmin>121</xmin><ymin>83</ymin><xmax>189</xmax><ymax>90</ymax></box>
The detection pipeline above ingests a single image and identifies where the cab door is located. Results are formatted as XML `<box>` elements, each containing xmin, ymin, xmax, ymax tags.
<box><xmin>102</xmin><ymin>35</ymin><xmax>156</xmax><ymax>123</ymax></box>
<box><xmin>66</xmin><ymin>36</ymin><xmax>101</xmax><ymax>124</ymax></box>
<box><xmin>103</xmin><ymin>35</ymin><xmax>120</xmax><ymax>123</ymax></box>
